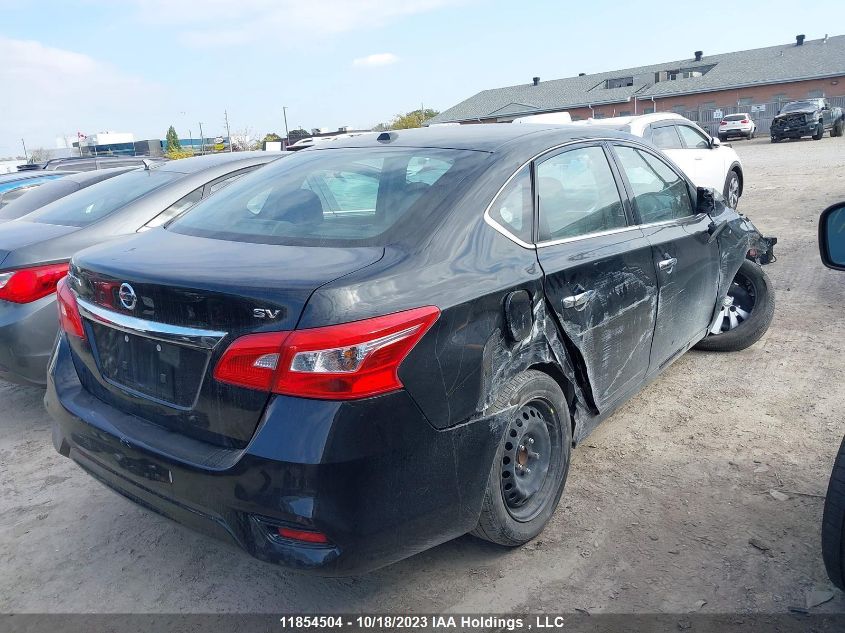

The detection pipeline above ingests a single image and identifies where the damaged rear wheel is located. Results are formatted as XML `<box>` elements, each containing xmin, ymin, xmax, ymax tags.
<box><xmin>472</xmin><ymin>370</ymin><xmax>571</xmax><ymax>547</ymax></box>
<box><xmin>694</xmin><ymin>259</ymin><xmax>774</xmax><ymax>352</ymax></box>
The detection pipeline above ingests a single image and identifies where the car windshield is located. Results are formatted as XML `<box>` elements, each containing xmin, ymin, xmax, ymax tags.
<box><xmin>23</xmin><ymin>169</ymin><xmax>180</xmax><ymax>227</ymax></box>
<box><xmin>169</xmin><ymin>146</ymin><xmax>488</xmax><ymax>246</ymax></box>
<box><xmin>724</xmin><ymin>114</ymin><xmax>747</xmax><ymax>121</ymax></box>
<box><xmin>780</xmin><ymin>101</ymin><xmax>817</xmax><ymax>112</ymax></box>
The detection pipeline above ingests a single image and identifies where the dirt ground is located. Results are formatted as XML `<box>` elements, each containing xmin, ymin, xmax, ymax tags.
<box><xmin>1</xmin><ymin>135</ymin><xmax>844</xmax><ymax>615</ymax></box>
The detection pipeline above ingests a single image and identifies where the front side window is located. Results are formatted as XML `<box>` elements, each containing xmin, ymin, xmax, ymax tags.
<box><xmin>487</xmin><ymin>165</ymin><xmax>532</xmax><ymax>243</ymax></box>
<box><xmin>676</xmin><ymin>125</ymin><xmax>711</xmax><ymax>149</ymax></box>
<box><xmin>170</xmin><ymin>147</ymin><xmax>486</xmax><ymax>246</ymax></box>
<box><xmin>651</xmin><ymin>125</ymin><xmax>683</xmax><ymax>149</ymax></box>
<box><xmin>613</xmin><ymin>146</ymin><xmax>694</xmax><ymax>224</ymax></box>
<box><xmin>536</xmin><ymin>146</ymin><xmax>627</xmax><ymax>241</ymax></box>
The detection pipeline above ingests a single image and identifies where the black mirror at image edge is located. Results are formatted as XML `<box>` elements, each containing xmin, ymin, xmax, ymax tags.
<box><xmin>819</xmin><ymin>202</ymin><xmax>845</xmax><ymax>271</ymax></box>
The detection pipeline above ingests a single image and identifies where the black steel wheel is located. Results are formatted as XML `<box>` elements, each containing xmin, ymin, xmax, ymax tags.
<box><xmin>472</xmin><ymin>370</ymin><xmax>571</xmax><ymax>546</ymax></box>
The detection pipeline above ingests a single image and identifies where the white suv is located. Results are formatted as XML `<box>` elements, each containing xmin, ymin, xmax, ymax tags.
<box><xmin>524</xmin><ymin>112</ymin><xmax>745</xmax><ymax>208</ymax></box>
<box><xmin>718</xmin><ymin>113</ymin><xmax>757</xmax><ymax>141</ymax></box>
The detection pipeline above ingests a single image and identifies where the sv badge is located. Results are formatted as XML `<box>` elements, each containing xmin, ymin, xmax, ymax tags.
<box><xmin>253</xmin><ymin>308</ymin><xmax>281</xmax><ymax>319</ymax></box>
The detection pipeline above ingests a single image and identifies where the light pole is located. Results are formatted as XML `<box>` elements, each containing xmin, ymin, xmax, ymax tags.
<box><xmin>282</xmin><ymin>106</ymin><xmax>290</xmax><ymax>144</ymax></box>
<box><xmin>198</xmin><ymin>122</ymin><xmax>204</xmax><ymax>154</ymax></box>
<box><xmin>20</xmin><ymin>138</ymin><xmax>28</xmax><ymax>161</ymax></box>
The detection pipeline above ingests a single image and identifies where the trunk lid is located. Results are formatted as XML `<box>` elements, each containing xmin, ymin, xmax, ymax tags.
<box><xmin>0</xmin><ymin>221</ymin><xmax>79</xmax><ymax>268</ymax></box>
<box><xmin>69</xmin><ymin>229</ymin><xmax>384</xmax><ymax>447</ymax></box>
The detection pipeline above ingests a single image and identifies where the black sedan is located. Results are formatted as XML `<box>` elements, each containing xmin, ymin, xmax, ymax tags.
<box><xmin>46</xmin><ymin>126</ymin><xmax>776</xmax><ymax>574</ymax></box>
<box><xmin>0</xmin><ymin>151</ymin><xmax>283</xmax><ymax>386</ymax></box>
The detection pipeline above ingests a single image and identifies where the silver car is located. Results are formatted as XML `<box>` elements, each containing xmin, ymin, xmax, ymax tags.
<box><xmin>0</xmin><ymin>151</ymin><xmax>284</xmax><ymax>386</ymax></box>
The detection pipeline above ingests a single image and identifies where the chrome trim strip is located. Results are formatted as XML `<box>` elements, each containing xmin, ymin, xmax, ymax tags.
<box><xmin>77</xmin><ymin>297</ymin><xmax>228</xmax><ymax>350</ymax></box>
<box><xmin>536</xmin><ymin>225</ymin><xmax>642</xmax><ymax>248</ymax></box>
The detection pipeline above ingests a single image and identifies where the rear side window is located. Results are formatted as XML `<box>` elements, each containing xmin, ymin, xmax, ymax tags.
<box><xmin>170</xmin><ymin>147</ymin><xmax>487</xmax><ymax>246</ymax></box>
<box><xmin>536</xmin><ymin>146</ymin><xmax>627</xmax><ymax>241</ymax></box>
<box><xmin>650</xmin><ymin>125</ymin><xmax>683</xmax><ymax>150</ymax></box>
<box><xmin>488</xmin><ymin>166</ymin><xmax>532</xmax><ymax>243</ymax></box>
<box><xmin>614</xmin><ymin>146</ymin><xmax>694</xmax><ymax>224</ymax></box>
<box><xmin>24</xmin><ymin>170</ymin><xmax>180</xmax><ymax>227</ymax></box>
<box><xmin>676</xmin><ymin>125</ymin><xmax>711</xmax><ymax>149</ymax></box>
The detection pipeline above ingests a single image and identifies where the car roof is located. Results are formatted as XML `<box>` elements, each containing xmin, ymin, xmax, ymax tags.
<box><xmin>155</xmin><ymin>151</ymin><xmax>277</xmax><ymax>174</ymax></box>
<box><xmin>304</xmin><ymin>124</ymin><xmax>637</xmax><ymax>153</ymax></box>
<box><xmin>0</xmin><ymin>170</ymin><xmax>76</xmax><ymax>183</ymax></box>
<box><xmin>63</xmin><ymin>166</ymin><xmax>139</xmax><ymax>184</ymax></box>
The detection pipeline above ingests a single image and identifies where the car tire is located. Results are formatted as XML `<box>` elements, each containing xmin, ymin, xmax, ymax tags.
<box><xmin>695</xmin><ymin>259</ymin><xmax>774</xmax><ymax>352</ymax></box>
<box><xmin>831</xmin><ymin>120</ymin><xmax>844</xmax><ymax>138</ymax></box>
<box><xmin>472</xmin><ymin>370</ymin><xmax>571</xmax><ymax>547</ymax></box>
<box><xmin>822</xmin><ymin>435</ymin><xmax>845</xmax><ymax>591</ymax></box>
<box><xmin>748</xmin><ymin>129</ymin><xmax>755</xmax><ymax>140</ymax></box>
<box><xmin>813</xmin><ymin>122</ymin><xmax>824</xmax><ymax>140</ymax></box>
<box><xmin>770</xmin><ymin>136</ymin><xmax>780</xmax><ymax>143</ymax></box>
<box><xmin>718</xmin><ymin>134</ymin><xmax>726</xmax><ymax>142</ymax></box>
<box><xmin>723</xmin><ymin>170</ymin><xmax>741</xmax><ymax>209</ymax></box>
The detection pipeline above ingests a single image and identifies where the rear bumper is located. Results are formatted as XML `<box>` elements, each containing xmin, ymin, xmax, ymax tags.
<box><xmin>46</xmin><ymin>335</ymin><xmax>497</xmax><ymax>575</ymax></box>
<box><xmin>0</xmin><ymin>294</ymin><xmax>58</xmax><ymax>386</ymax></box>
<box><xmin>719</xmin><ymin>127</ymin><xmax>753</xmax><ymax>137</ymax></box>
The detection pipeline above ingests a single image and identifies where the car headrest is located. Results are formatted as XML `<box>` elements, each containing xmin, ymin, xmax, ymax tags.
<box><xmin>264</xmin><ymin>188</ymin><xmax>324</xmax><ymax>224</ymax></box>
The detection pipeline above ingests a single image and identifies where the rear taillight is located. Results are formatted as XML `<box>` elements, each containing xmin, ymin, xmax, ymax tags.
<box><xmin>741</xmin><ymin>119</ymin><xmax>749</xmax><ymax>124</ymax></box>
<box><xmin>276</xmin><ymin>527</ymin><xmax>330</xmax><ymax>544</ymax></box>
<box><xmin>56</xmin><ymin>276</ymin><xmax>85</xmax><ymax>339</ymax></box>
<box><xmin>719</xmin><ymin>121</ymin><xmax>727</xmax><ymax>125</ymax></box>
<box><xmin>0</xmin><ymin>262</ymin><xmax>68</xmax><ymax>303</ymax></box>
<box><xmin>214</xmin><ymin>306</ymin><xmax>440</xmax><ymax>399</ymax></box>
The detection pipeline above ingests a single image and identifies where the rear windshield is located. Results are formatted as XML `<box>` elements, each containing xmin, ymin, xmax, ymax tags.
<box><xmin>169</xmin><ymin>146</ymin><xmax>488</xmax><ymax>246</ymax></box>
<box><xmin>23</xmin><ymin>169</ymin><xmax>180</xmax><ymax>227</ymax></box>
<box><xmin>724</xmin><ymin>114</ymin><xmax>747</xmax><ymax>121</ymax></box>
<box><xmin>780</xmin><ymin>100</ymin><xmax>817</xmax><ymax>113</ymax></box>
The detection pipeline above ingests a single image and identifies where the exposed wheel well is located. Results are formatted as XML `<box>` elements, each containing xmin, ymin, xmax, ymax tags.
<box><xmin>528</xmin><ymin>362</ymin><xmax>577</xmax><ymax>436</ymax></box>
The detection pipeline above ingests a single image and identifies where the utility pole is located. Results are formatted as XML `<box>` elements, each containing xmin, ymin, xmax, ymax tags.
<box><xmin>282</xmin><ymin>106</ymin><xmax>290</xmax><ymax>145</ymax></box>
<box><xmin>224</xmin><ymin>109</ymin><xmax>233</xmax><ymax>152</ymax></box>
<box><xmin>188</xmin><ymin>129</ymin><xmax>193</xmax><ymax>152</ymax></box>
<box><xmin>198</xmin><ymin>122</ymin><xmax>204</xmax><ymax>154</ymax></box>
<box><xmin>20</xmin><ymin>139</ymin><xmax>28</xmax><ymax>161</ymax></box>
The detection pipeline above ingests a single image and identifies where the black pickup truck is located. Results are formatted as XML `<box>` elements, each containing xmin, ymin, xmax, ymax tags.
<box><xmin>770</xmin><ymin>98</ymin><xmax>844</xmax><ymax>142</ymax></box>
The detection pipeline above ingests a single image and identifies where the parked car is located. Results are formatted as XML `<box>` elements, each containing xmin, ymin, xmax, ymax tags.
<box><xmin>0</xmin><ymin>167</ymin><xmax>138</xmax><ymax>223</ymax></box>
<box><xmin>0</xmin><ymin>151</ymin><xmax>283</xmax><ymax>386</ymax></box>
<box><xmin>17</xmin><ymin>156</ymin><xmax>167</xmax><ymax>172</ymax></box>
<box><xmin>45</xmin><ymin>126</ymin><xmax>776</xmax><ymax>575</ymax></box>
<box><xmin>718</xmin><ymin>113</ymin><xmax>757</xmax><ymax>141</ymax></box>
<box><xmin>820</xmin><ymin>201</ymin><xmax>845</xmax><ymax>591</ymax></box>
<box><xmin>0</xmin><ymin>171</ymin><xmax>76</xmax><ymax>209</ymax></box>
<box><xmin>770</xmin><ymin>98</ymin><xmax>844</xmax><ymax>142</ymax></box>
<box><xmin>568</xmin><ymin>113</ymin><xmax>745</xmax><ymax>209</ymax></box>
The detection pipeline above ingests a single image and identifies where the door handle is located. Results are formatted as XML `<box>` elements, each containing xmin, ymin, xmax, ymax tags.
<box><xmin>562</xmin><ymin>289</ymin><xmax>595</xmax><ymax>310</ymax></box>
<box><xmin>658</xmin><ymin>257</ymin><xmax>678</xmax><ymax>273</ymax></box>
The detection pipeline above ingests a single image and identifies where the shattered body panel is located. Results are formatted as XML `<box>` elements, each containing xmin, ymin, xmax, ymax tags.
<box><xmin>46</xmin><ymin>126</ymin><xmax>776</xmax><ymax>574</ymax></box>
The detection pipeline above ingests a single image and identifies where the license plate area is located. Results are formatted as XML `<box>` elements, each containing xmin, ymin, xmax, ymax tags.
<box><xmin>88</xmin><ymin>321</ymin><xmax>210</xmax><ymax>409</ymax></box>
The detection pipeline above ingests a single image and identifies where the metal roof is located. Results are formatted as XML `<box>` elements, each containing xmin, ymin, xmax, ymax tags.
<box><xmin>430</xmin><ymin>35</ymin><xmax>845</xmax><ymax>124</ymax></box>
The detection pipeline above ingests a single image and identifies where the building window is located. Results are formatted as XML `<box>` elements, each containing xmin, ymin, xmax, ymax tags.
<box><xmin>807</xmin><ymin>89</ymin><xmax>824</xmax><ymax>98</ymax></box>
<box><xmin>593</xmin><ymin>112</ymin><xmax>607</xmax><ymax>119</ymax></box>
<box><xmin>672</xmin><ymin>105</ymin><xmax>688</xmax><ymax>114</ymax></box>
<box><xmin>700</xmin><ymin>101</ymin><xmax>717</xmax><ymax>110</ymax></box>
<box><xmin>737</xmin><ymin>97</ymin><xmax>753</xmax><ymax>106</ymax></box>
<box><xmin>644</xmin><ymin>107</ymin><xmax>655</xmax><ymax>114</ymax></box>
<box><xmin>619</xmin><ymin>111</ymin><xmax>632</xmax><ymax>117</ymax></box>
<box><xmin>605</xmin><ymin>76</ymin><xmax>634</xmax><ymax>89</ymax></box>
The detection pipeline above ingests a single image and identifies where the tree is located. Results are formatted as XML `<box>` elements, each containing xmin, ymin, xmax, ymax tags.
<box><xmin>371</xmin><ymin>122</ymin><xmax>390</xmax><ymax>132</ymax></box>
<box><xmin>262</xmin><ymin>132</ymin><xmax>283</xmax><ymax>143</ymax></box>
<box><xmin>165</xmin><ymin>125</ymin><xmax>181</xmax><ymax>152</ymax></box>
<box><xmin>287</xmin><ymin>128</ymin><xmax>310</xmax><ymax>143</ymax></box>
<box><xmin>388</xmin><ymin>108</ymin><xmax>440</xmax><ymax>130</ymax></box>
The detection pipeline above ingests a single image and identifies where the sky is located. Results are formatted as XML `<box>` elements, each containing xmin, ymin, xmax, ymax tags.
<box><xmin>0</xmin><ymin>0</ymin><xmax>841</xmax><ymax>156</ymax></box>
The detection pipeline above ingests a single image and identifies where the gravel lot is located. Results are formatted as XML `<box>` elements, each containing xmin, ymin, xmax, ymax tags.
<box><xmin>1</xmin><ymin>135</ymin><xmax>844</xmax><ymax>615</ymax></box>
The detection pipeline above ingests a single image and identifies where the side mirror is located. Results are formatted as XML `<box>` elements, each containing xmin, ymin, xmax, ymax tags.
<box><xmin>697</xmin><ymin>186</ymin><xmax>716</xmax><ymax>214</ymax></box>
<box><xmin>710</xmin><ymin>136</ymin><xmax>721</xmax><ymax>148</ymax></box>
<box><xmin>819</xmin><ymin>202</ymin><xmax>845</xmax><ymax>271</ymax></box>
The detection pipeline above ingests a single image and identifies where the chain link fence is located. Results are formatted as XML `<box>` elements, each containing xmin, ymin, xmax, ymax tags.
<box><xmin>668</xmin><ymin>95</ymin><xmax>845</xmax><ymax>137</ymax></box>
